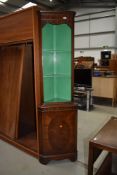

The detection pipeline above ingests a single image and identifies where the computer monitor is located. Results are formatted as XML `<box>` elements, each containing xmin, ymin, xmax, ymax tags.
<box><xmin>101</xmin><ymin>51</ymin><xmax>111</xmax><ymax>66</ymax></box>
<box><xmin>74</xmin><ymin>68</ymin><xmax>92</xmax><ymax>88</ymax></box>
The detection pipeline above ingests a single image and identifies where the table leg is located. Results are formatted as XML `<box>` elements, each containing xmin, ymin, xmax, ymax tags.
<box><xmin>88</xmin><ymin>142</ymin><xmax>103</xmax><ymax>175</ymax></box>
<box><xmin>90</xmin><ymin>91</ymin><xmax>93</xmax><ymax>106</ymax></box>
<box><xmin>88</xmin><ymin>143</ymin><xmax>94</xmax><ymax>175</ymax></box>
<box><xmin>87</xmin><ymin>90</ymin><xmax>90</xmax><ymax>111</ymax></box>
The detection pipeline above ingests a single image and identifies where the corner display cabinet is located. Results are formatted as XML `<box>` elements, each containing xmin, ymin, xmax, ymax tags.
<box><xmin>0</xmin><ymin>7</ymin><xmax>77</xmax><ymax>164</ymax></box>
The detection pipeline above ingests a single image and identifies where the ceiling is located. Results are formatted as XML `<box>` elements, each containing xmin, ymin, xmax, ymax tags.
<box><xmin>0</xmin><ymin>0</ymin><xmax>117</xmax><ymax>16</ymax></box>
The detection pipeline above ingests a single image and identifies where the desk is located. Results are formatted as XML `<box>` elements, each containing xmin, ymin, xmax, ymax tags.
<box><xmin>92</xmin><ymin>76</ymin><xmax>117</xmax><ymax>106</ymax></box>
<box><xmin>88</xmin><ymin>117</ymin><xmax>117</xmax><ymax>175</ymax></box>
<box><xmin>74</xmin><ymin>87</ymin><xmax>93</xmax><ymax>111</ymax></box>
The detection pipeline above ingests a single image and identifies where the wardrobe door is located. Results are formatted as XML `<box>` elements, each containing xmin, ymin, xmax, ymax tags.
<box><xmin>0</xmin><ymin>45</ymin><xmax>25</xmax><ymax>138</ymax></box>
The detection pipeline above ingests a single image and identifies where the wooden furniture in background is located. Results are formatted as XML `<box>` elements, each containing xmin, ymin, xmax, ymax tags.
<box><xmin>88</xmin><ymin>117</ymin><xmax>117</xmax><ymax>175</ymax></box>
<box><xmin>92</xmin><ymin>76</ymin><xmax>117</xmax><ymax>106</ymax></box>
<box><xmin>0</xmin><ymin>7</ymin><xmax>77</xmax><ymax>164</ymax></box>
<box><xmin>97</xmin><ymin>53</ymin><xmax>117</xmax><ymax>74</ymax></box>
<box><xmin>74</xmin><ymin>56</ymin><xmax>94</xmax><ymax>69</ymax></box>
<box><xmin>109</xmin><ymin>54</ymin><xmax>117</xmax><ymax>74</ymax></box>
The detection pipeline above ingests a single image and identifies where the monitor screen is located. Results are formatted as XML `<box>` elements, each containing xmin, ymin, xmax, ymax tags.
<box><xmin>101</xmin><ymin>51</ymin><xmax>111</xmax><ymax>60</ymax></box>
<box><xmin>101</xmin><ymin>51</ymin><xmax>111</xmax><ymax>66</ymax></box>
<box><xmin>74</xmin><ymin>68</ymin><xmax>92</xmax><ymax>88</ymax></box>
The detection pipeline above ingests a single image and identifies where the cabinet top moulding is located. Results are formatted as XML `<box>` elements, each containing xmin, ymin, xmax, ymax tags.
<box><xmin>0</xmin><ymin>7</ymin><xmax>75</xmax><ymax>45</ymax></box>
<box><xmin>0</xmin><ymin>6</ymin><xmax>39</xmax><ymax>45</ymax></box>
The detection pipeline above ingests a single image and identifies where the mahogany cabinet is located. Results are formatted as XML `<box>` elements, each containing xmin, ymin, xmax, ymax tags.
<box><xmin>39</xmin><ymin>103</ymin><xmax>77</xmax><ymax>164</ymax></box>
<box><xmin>0</xmin><ymin>7</ymin><xmax>77</xmax><ymax>164</ymax></box>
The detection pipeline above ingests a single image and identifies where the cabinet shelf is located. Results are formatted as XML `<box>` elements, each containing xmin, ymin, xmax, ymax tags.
<box><xmin>44</xmin><ymin>74</ymin><xmax>71</xmax><ymax>78</ymax></box>
<box><xmin>43</xmin><ymin>49</ymin><xmax>71</xmax><ymax>52</ymax></box>
<box><xmin>18</xmin><ymin>132</ymin><xmax>38</xmax><ymax>152</ymax></box>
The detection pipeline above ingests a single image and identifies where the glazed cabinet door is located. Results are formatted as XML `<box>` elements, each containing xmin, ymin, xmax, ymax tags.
<box><xmin>41</xmin><ymin>11</ymin><xmax>75</xmax><ymax>103</ymax></box>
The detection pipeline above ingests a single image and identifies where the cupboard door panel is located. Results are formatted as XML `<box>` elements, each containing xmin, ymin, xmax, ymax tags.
<box><xmin>39</xmin><ymin>105</ymin><xmax>77</xmax><ymax>160</ymax></box>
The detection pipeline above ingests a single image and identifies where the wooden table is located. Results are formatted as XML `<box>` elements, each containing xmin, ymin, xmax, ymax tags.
<box><xmin>92</xmin><ymin>76</ymin><xmax>117</xmax><ymax>106</ymax></box>
<box><xmin>88</xmin><ymin>117</ymin><xmax>117</xmax><ymax>175</ymax></box>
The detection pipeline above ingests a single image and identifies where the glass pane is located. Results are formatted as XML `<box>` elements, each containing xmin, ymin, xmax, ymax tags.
<box><xmin>42</xmin><ymin>51</ymin><xmax>54</xmax><ymax>75</ymax></box>
<box><xmin>42</xmin><ymin>24</ymin><xmax>54</xmax><ymax>50</ymax></box>
<box><xmin>54</xmin><ymin>76</ymin><xmax>71</xmax><ymax>101</ymax></box>
<box><xmin>55</xmin><ymin>52</ymin><xmax>71</xmax><ymax>75</ymax></box>
<box><xmin>55</xmin><ymin>24</ymin><xmax>71</xmax><ymax>51</ymax></box>
<box><xmin>43</xmin><ymin>77</ymin><xmax>54</xmax><ymax>102</ymax></box>
<box><xmin>42</xmin><ymin>24</ymin><xmax>72</xmax><ymax>103</ymax></box>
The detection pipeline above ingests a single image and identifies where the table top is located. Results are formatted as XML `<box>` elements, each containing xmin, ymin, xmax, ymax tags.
<box><xmin>93</xmin><ymin>75</ymin><xmax>117</xmax><ymax>78</ymax></box>
<box><xmin>91</xmin><ymin>117</ymin><xmax>117</xmax><ymax>151</ymax></box>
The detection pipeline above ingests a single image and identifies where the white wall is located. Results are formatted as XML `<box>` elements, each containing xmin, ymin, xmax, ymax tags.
<box><xmin>74</xmin><ymin>8</ymin><xmax>116</xmax><ymax>63</ymax></box>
